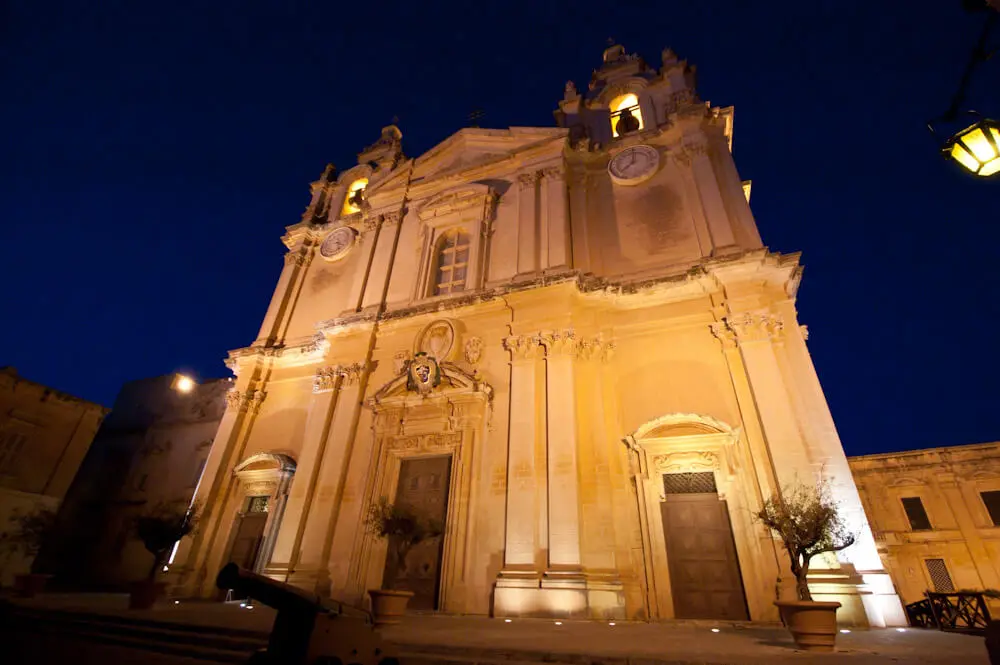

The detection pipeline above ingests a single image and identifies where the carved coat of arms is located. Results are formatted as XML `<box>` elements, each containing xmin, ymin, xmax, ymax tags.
<box><xmin>406</xmin><ymin>352</ymin><xmax>441</xmax><ymax>395</ymax></box>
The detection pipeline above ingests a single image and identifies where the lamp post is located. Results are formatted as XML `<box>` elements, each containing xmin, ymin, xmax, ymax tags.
<box><xmin>929</xmin><ymin>2</ymin><xmax>999</xmax><ymax>177</ymax></box>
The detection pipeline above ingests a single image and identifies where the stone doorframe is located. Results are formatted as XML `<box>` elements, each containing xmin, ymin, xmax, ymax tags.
<box><xmin>231</xmin><ymin>452</ymin><xmax>297</xmax><ymax>574</ymax></box>
<box><xmin>351</xmin><ymin>362</ymin><xmax>492</xmax><ymax>613</ymax></box>
<box><xmin>623</xmin><ymin>413</ymin><xmax>771</xmax><ymax>621</ymax></box>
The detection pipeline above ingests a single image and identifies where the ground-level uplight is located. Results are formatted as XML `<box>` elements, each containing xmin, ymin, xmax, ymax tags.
<box><xmin>840</xmin><ymin>629</ymin><xmax>851</xmax><ymax>634</ymax></box>
<box><xmin>608</xmin><ymin>622</ymin><xmax>616</xmax><ymax>626</ymax></box>
<box><xmin>554</xmin><ymin>621</ymin><xmax>563</xmax><ymax>626</ymax></box>
<box><xmin>896</xmin><ymin>628</ymin><xmax>906</xmax><ymax>632</ymax></box>
<box><xmin>943</xmin><ymin>118</ymin><xmax>1000</xmax><ymax>176</ymax></box>
<box><xmin>504</xmin><ymin>619</ymin><xmax>512</xmax><ymax>623</ymax></box>
<box><xmin>711</xmin><ymin>628</ymin><xmax>720</xmax><ymax>633</ymax></box>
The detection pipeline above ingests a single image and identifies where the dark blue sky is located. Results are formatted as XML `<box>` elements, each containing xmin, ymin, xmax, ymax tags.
<box><xmin>2</xmin><ymin>1</ymin><xmax>998</xmax><ymax>455</ymax></box>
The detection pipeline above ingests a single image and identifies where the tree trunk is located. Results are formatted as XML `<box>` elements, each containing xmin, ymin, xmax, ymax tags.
<box><xmin>797</xmin><ymin>554</ymin><xmax>813</xmax><ymax>602</ymax></box>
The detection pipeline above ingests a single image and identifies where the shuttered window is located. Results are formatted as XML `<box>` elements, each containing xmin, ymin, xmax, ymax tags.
<box><xmin>902</xmin><ymin>497</ymin><xmax>932</xmax><ymax>531</ymax></box>
<box><xmin>981</xmin><ymin>491</ymin><xmax>1000</xmax><ymax>527</ymax></box>
<box><xmin>925</xmin><ymin>558</ymin><xmax>955</xmax><ymax>592</ymax></box>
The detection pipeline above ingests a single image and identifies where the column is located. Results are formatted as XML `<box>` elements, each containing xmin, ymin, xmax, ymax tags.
<box><xmin>499</xmin><ymin>335</ymin><xmax>542</xmax><ymax>569</ymax></box>
<box><xmin>541</xmin><ymin>167</ymin><xmax>570</xmax><ymax>270</ymax></box>
<box><xmin>265</xmin><ymin>367</ymin><xmax>340</xmax><ymax>574</ymax></box>
<box><xmin>681</xmin><ymin>137</ymin><xmax>738</xmax><ymax>255</ymax></box>
<box><xmin>540</xmin><ymin>331</ymin><xmax>582</xmax><ymax>574</ymax></box>
<box><xmin>258</xmin><ymin>246</ymin><xmax>311</xmax><ymax>345</ymax></box>
<box><xmin>300</xmin><ymin>364</ymin><xmax>367</xmax><ymax>594</ymax></box>
<box><xmin>170</xmin><ymin>382</ymin><xmax>266</xmax><ymax>596</ymax></box>
<box><xmin>516</xmin><ymin>172</ymin><xmax>538</xmax><ymax>275</ymax></box>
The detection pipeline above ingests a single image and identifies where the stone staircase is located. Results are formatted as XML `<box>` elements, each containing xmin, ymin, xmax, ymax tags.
<box><xmin>1</xmin><ymin>601</ymin><xmax>270</xmax><ymax>663</ymax></box>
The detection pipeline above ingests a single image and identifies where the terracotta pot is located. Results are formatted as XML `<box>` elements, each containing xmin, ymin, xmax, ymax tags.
<box><xmin>13</xmin><ymin>573</ymin><xmax>51</xmax><ymax>598</ymax></box>
<box><xmin>129</xmin><ymin>581</ymin><xmax>167</xmax><ymax>610</ymax></box>
<box><xmin>775</xmin><ymin>600</ymin><xmax>842</xmax><ymax>652</ymax></box>
<box><xmin>368</xmin><ymin>589</ymin><xmax>413</xmax><ymax>627</ymax></box>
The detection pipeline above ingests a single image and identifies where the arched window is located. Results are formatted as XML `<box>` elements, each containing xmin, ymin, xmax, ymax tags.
<box><xmin>432</xmin><ymin>230</ymin><xmax>470</xmax><ymax>296</ymax></box>
<box><xmin>610</xmin><ymin>93</ymin><xmax>644</xmax><ymax>137</ymax></box>
<box><xmin>341</xmin><ymin>178</ymin><xmax>368</xmax><ymax>215</ymax></box>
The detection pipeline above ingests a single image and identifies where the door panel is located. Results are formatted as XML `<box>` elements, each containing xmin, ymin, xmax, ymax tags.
<box><xmin>383</xmin><ymin>456</ymin><xmax>451</xmax><ymax>610</ymax></box>
<box><xmin>661</xmin><ymin>492</ymin><xmax>749</xmax><ymax>620</ymax></box>
<box><xmin>228</xmin><ymin>512</ymin><xmax>267</xmax><ymax>571</ymax></box>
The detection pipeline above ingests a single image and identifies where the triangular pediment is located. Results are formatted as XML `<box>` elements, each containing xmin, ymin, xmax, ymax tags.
<box><xmin>411</xmin><ymin>127</ymin><xmax>566</xmax><ymax>181</ymax></box>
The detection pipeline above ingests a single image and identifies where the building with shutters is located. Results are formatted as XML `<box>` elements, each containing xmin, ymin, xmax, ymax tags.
<box><xmin>849</xmin><ymin>442</ymin><xmax>1000</xmax><ymax>613</ymax></box>
<box><xmin>168</xmin><ymin>44</ymin><xmax>906</xmax><ymax>627</ymax></box>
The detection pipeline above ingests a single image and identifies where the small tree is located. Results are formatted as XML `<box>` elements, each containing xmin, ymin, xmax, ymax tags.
<box><xmin>0</xmin><ymin>507</ymin><xmax>57</xmax><ymax>560</ymax></box>
<box><xmin>133</xmin><ymin>502</ymin><xmax>199</xmax><ymax>582</ymax></box>
<box><xmin>755</xmin><ymin>483</ymin><xmax>855</xmax><ymax>602</ymax></box>
<box><xmin>365</xmin><ymin>497</ymin><xmax>442</xmax><ymax>589</ymax></box>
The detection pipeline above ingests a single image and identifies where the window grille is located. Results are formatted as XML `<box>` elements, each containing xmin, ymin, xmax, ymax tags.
<box><xmin>662</xmin><ymin>471</ymin><xmax>717</xmax><ymax>495</ymax></box>
<box><xmin>247</xmin><ymin>496</ymin><xmax>269</xmax><ymax>514</ymax></box>
<box><xmin>902</xmin><ymin>497</ymin><xmax>932</xmax><ymax>531</ymax></box>
<box><xmin>433</xmin><ymin>230</ymin><xmax>470</xmax><ymax>296</ymax></box>
<box><xmin>981</xmin><ymin>491</ymin><xmax>1000</xmax><ymax>527</ymax></box>
<box><xmin>925</xmin><ymin>558</ymin><xmax>955</xmax><ymax>592</ymax></box>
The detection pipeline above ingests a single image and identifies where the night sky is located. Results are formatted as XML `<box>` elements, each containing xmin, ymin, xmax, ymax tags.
<box><xmin>2</xmin><ymin>1</ymin><xmax>998</xmax><ymax>456</ymax></box>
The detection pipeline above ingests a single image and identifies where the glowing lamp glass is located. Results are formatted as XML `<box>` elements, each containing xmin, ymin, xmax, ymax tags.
<box><xmin>174</xmin><ymin>375</ymin><xmax>196</xmax><ymax>394</ymax></box>
<box><xmin>944</xmin><ymin>119</ymin><xmax>1000</xmax><ymax>177</ymax></box>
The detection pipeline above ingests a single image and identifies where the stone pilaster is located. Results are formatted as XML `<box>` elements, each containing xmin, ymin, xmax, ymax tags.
<box><xmin>540</xmin><ymin>167</ymin><xmax>570</xmax><ymax>270</ymax></box>
<box><xmin>257</xmin><ymin>246</ymin><xmax>313</xmax><ymax>345</ymax></box>
<box><xmin>677</xmin><ymin>136</ymin><xmax>738</xmax><ymax>256</ymax></box>
<box><xmin>516</xmin><ymin>172</ymin><xmax>539</xmax><ymax>275</ymax></box>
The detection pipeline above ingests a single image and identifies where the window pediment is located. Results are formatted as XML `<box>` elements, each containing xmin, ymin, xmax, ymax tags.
<box><xmin>416</xmin><ymin>184</ymin><xmax>496</xmax><ymax>225</ymax></box>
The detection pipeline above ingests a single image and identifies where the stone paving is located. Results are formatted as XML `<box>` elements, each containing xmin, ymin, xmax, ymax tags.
<box><xmin>9</xmin><ymin>593</ymin><xmax>993</xmax><ymax>664</ymax></box>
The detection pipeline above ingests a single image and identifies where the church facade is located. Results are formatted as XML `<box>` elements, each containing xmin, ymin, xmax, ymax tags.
<box><xmin>170</xmin><ymin>45</ymin><xmax>905</xmax><ymax>627</ymax></box>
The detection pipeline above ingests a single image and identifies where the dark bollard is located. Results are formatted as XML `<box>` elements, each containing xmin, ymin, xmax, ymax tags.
<box><xmin>216</xmin><ymin>563</ymin><xmax>393</xmax><ymax>665</ymax></box>
<box><xmin>987</xmin><ymin>620</ymin><xmax>1000</xmax><ymax>664</ymax></box>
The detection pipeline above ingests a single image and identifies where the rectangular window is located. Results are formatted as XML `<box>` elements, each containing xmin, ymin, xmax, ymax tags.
<box><xmin>925</xmin><ymin>558</ymin><xmax>955</xmax><ymax>592</ymax></box>
<box><xmin>902</xmin><ymin>496</ymin><xmax>932</xmax><ymax>531</ymax></box>
<box><xmin>981</xmin><ymin>491</ymin><xmax>1000</xmax><ymax>526</ymax></box>
<box><xmin>247</xmin><ymin>495</ymin><xmax>269</xmax><ymax>514</ymax></box>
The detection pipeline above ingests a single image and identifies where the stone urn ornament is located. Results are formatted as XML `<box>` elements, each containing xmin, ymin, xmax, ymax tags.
<box><xmin>755</xmin><ymin>482</ymin><xmax>855</xmax><ymax>652</ymax></box>
<box><xmin>365</xmin><ymin>497</ymin><xmax>442</xmax><ymax>627</ymax></box>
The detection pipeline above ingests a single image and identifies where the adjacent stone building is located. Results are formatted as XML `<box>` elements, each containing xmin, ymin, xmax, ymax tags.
<box><xmin>38</xmin><ymin>374</ymin><xmax>229</xmax><ymax>589</ymax></box>
<box><xmin>850</xmin><ymin>443</ymin><xmax>1000</xmax><ymax>612</ymax></box>
<box><xmin>0</xmin><ymin>367</ymin><xmax>107</xmax><ymax>586</ymax></box>
<box><xmin>169</xmin><ymin>44</ymin><xmax>906</xmax><ymax>627</ymax></box>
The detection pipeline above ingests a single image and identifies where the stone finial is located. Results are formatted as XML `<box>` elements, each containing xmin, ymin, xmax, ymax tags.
<box><xmin>661</xmin><ymin>48</ymin><xmax>678</xmax><ymax>68</ymax></box>
<box><xmin>564</xmin><ymin>81</ymin><xmax>578</xmax><ymax>102</ymax></box>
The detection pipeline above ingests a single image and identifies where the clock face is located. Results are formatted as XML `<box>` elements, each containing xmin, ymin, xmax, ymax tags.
<box><xmin>608</xmin><ymin>145</ymin><xmax>660</xmax><ymax>185</ymax></box>
<box><xmin>319</xmin><ymin>227</ymin><xmax>357</xmax><ymax>261</ymax></box>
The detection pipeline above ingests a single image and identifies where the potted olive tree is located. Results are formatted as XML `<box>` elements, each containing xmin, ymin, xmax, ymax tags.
<box><xmin>365</xmin><ymin>496</ymin><xmax>442</xmax><ymax>627</ymax></box>
<box><xmin>756</xmin><ymin>482</ymin><xmax>855</xmax><ymax>652</ymax></box>
<box><xmin>0</xmin><ymin>507</ymin><xmax>57</xmax><ymax>597</ymax></box>
<box><xmin>130</xmin><ymin>502</ymin><xmax>199</xmax><ymax>609</ymax></box>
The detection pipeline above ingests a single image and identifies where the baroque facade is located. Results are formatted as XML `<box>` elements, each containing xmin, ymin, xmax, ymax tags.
<box><xmin>0</xmin><ymin>367</ymin><xmax>107</xmax><ymax>586</ymax></box>
<box><xmin>850</xmin><ymin>443</ymin><xmax>1000</xmax><ymax>613</ymax></box>
<box><xmin>170</xmin><ymin>45</ymin><xmax>905</xmax><ymax>626</ymax></box>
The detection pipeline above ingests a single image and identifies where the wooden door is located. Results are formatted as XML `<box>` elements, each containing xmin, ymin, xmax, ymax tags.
<box><xmin>383</xmin><ymin>456</ymin><xmax>451</xmax><ymax>610</ymax></box>
<box><xmin>660</xmin><ymin>480</ymin><xmax>748</xmax><ymax>620</ymax></box>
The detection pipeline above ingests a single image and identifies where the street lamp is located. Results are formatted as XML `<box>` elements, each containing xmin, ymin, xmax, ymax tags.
<box><xmin>943</xmin><ymin>117</ymin><xmax>1000</xmax><ymax>176</ymax></box>
<box><xmin>172</xmin><ymin>373</ymin><xmax>196</xmax><ymax>394</ymax></box>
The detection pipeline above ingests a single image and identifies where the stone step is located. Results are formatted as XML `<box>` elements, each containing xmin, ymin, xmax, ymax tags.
<box><xmin>2</xmin><ymin>602</ymin><xmax>268</xmax><ymax>664</ymax></box>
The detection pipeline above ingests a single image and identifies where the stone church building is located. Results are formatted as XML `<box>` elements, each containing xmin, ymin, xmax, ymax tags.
<box><xmin>170</xmin><ymin>44</ymin><xmax>906</xmax><ymax>627</ymax></box>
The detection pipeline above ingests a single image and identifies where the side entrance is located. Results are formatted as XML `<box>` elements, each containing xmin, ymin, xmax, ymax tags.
<box><xmin>383</xmin><ymin>456</ymin><xmax>451</xmax><ymax>610</ymax></box>
<box><xmin>660</xmin><ymin>472</ymin><xmax>749</xmax><ymax>620</ymax></box>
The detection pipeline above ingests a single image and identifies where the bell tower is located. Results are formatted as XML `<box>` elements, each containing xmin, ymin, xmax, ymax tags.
<box><xmin>557</xmin><ymin>45</ymin><xmax>762</xmax><ymax>275</ymax></box>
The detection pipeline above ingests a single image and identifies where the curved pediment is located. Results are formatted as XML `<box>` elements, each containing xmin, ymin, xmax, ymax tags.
<box><xmin>234</xmin><ymin>452</ymin><xmax>297</xmax><ymax>474</ymax></box>
<box><xmin>371</xmin><ymin>362</ymin><xmax>487</xmax><ymax>405</ymax></box>
<box><xmin>631</xmin><ymin>413</ymin><xmax>737</xmax><ymax>441</ymax></box>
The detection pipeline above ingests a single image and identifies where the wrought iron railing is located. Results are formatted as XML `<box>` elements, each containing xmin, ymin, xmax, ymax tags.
<box><xmin>905</xmin><ymin>592</ymin><xmax>992</xmax><ymax>634</ymax></box>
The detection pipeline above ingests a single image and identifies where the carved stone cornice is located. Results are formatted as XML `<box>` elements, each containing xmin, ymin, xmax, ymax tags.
<box><xmin>711</xmin><ymin>314</ymin><xmax>784</xmax><ymax>346</ymax></box>
<box><xmin>225</xmin><ymin>389</ymin><xmax>267</xmax><ymax>414</ymax></box>
<box><xmin>537</xmin><ymin>330</ymin><xmax>577</xmax><ymax>355</ymax></box>
<box><xmin>387</xmin><ymin>432</ymin><xmax>462</xmax><ymax>452</ymax></box>
<box><xmin>538</xmin><ymin>166</ymin><xmax>565</xmax><ymax>182</ymax></box>
<box><xmin>283</xmin><ymin>250</ymin><xmax>313</xmax><ymax>268</ymax></box>
<box><xmin>503</xmin><ymin>335</ymin><xmax>543</xmax><ymax>360</ymax></box>
<box><xmin>800</xmin><ymin>325</ymin><xmax>809</xmax><ymax>341</ymax></box>
<box><xmin>517</xmin><ymin>172</ymin><xmax>540</xmax><ymax>190</ymax></box>
<box><xmin>651</xmin><ymin>450</ymin><xmax>718</xmax><ymax>473</ymax></box>
<box><xmin>312</xmin><ymin>361</ymin><xmax>376</xmax><ymax>393</ymax></box>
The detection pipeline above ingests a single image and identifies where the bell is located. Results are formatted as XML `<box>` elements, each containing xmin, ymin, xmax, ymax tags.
<box><xmin>616</xmin><ymin>108</ymin><xmax>640</xmax><ymax>135</ymax></box>
<box><xmin>347</xmin><ymin>187</ymin><xmax>365</xmax><ymax>209</ymax></box>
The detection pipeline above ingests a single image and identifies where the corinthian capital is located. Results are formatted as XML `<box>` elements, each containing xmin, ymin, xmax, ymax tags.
<box><xmin>517</xmin><ymin>172</ymin><xmax>540</xmax><ymax>190</ymax></box>
<box><xmin>538</xmin><ymin>330</ymin><xmax>577</xmax><ymax>356</ymax></box>
<box><xmin>284</xmin><ymin>250</ymin><xmax>313</xmax><ymax>268</ymax></box>
<box><xmin>225</xmin><ymin>389</ymin><xmax>267</xmax><ymax>414</ymax></box>
<box><xmin>538</xmin><ymin>166</ymin><xmax>565</xmax><ymax>182</ymax></box>
<box><xmin>576</xmin><ymin>335</ymin><xmax>616</xmax><ymax>361</ymax></box>
<box><xmin>715</xmin><ymin>313</ymin><xmax>785</xmax><ymax>344</ymax></box>
<box><xmin>503</xmin><ymin>335</ymin><xmax>542</xmax><ymax>360</ymax></box>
